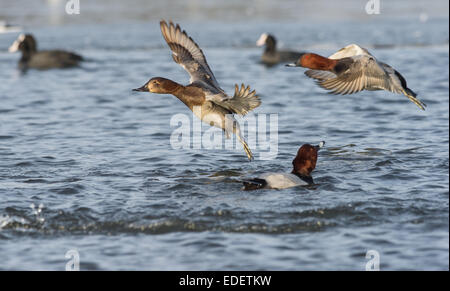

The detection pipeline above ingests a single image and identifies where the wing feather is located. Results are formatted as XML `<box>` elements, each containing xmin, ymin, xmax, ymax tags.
<box><xmin>305</xmin><ymin>69</ymin><xmax>336</xmax><ymax>81</ymax></box>
<box><xmin>160</xmin><ymin>21</ymin><xmax>221</xmax><ymax>90</ymax></box>
<box><xmin>160</xmin><ymin>21</ymin><xmax>261</xmax><ymax>115</ymax></box>
<box><xmin>316</xmin><ymin>55</ymin><xmax>390</xmax><ymax>95</ymax></box>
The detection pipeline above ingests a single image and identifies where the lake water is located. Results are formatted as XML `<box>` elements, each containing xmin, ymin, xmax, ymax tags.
<box><xmin>0</xmin><ymin>0</ymin><xmax>448</xmax><ymax>270</ymax></box>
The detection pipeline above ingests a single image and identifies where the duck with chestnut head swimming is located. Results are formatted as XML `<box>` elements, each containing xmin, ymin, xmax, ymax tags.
<box><xmin>134</xmin><ymin>21</ymin><xmax>261</xmax><ymax>161</ymax></box>
<box><xmin>243</xmin><ymin>141</ymin><xmax>325</xmax><ymax>190</ymax></box>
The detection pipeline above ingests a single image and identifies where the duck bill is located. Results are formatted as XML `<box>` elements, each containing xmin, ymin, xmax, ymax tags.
<box><xmin>8</xmin><ymin>34</ymin><xmax>25</xmax><ymax>53</ymax></box>
<box><xmin>256</xmin><ymin>33</ymin><xmax>268</xmax><ymax>47</ymax></box>
<box><xmin>8</xmin><ymin>40</ymin><xmax>19</xmax><ymax>53</ymax></box>
<box><xmin>286</xmin><ymin>53</ymin><xmax>306</xmax><ymax>67</ymax></box>
<box><xmin>314</xmin><ymin>141</ymin><xmax>325</xmax><ymax>150</ymax></box>
<box><xmin>132</xmin><ymin>85</ymin><xmax>147</xmax><ymax>92</ymax></box>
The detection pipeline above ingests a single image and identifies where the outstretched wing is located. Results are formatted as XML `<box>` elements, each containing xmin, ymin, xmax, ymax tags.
<box><xmin>203</xmin><ymin>84</ymin><xmax>261</xmax><ymax>116</ymax></box>
<box><xmin>160</xmin><ymin>21</ymin><xmax>261</xmax><ymax>115</ymax></box>
<box><xmin>304</xmin><ymin>44</ymin><xmax>373</xmax><ymax>84</ymax></box>
<box><xmin>315</xmin><ymin>55</ymin><xmax>392</xmax><ymax>95</ymax></box>
<box><xmin>221</xmin><ymin>84</ymin><xmax>261</xmax><ymax>115</ymax></box>
<box><xmin>160</xmin><ymin>20</ymin><xmax>222</xmax><ymax>91</ymax></box>
<box><xmin>304</xmin><ymin>70</ymin><xmax>336</xmax><ymax>81</ymax></box>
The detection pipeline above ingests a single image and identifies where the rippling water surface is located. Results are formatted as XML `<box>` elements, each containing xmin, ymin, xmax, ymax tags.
<box><xmin>0</xmin><ymin>1</ymin><xmax>448</xmax><ymax>270</ymax></box>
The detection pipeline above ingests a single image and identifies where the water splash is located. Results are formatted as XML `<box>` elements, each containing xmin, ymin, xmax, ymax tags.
<box><xmin>30</xmin><ymin>203</ymin><xmax>45</xmax><ymax>224</ymax></box>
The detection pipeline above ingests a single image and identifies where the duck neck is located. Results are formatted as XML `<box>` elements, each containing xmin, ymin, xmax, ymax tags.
<box><xmin>171</xmin><ymin>84</ymin><xmax>205</xmax><ymax>110</ymax></box>
<box><xmin>292</xmin><ymin>171</ymin><xmax>314</xmax><ymax>185</ymax></box>
<box><xmin>265</xmin><ymin>37</ymin><xmax>276</xmax><ymax>54</ymax></box>
<box><xmin>170</xmin><ymin>83</ymin><xmax>189</xmax><ymax>106</ymax></box>
<box><xmin>19</xmin><ymin>43</ymin><xmax>36</xmax><ymax>63</ymax></box>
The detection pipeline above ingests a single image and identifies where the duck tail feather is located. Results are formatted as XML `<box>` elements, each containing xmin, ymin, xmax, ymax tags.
<box><xmin>242</xmin><ymin>178</ymin><xmax>267</xmax><ymax>191</ymax></box>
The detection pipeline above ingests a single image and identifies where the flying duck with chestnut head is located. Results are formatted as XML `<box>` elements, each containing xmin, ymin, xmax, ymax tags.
<box><xmin>242</xmin><ymin>141</ymin><xmax>325</xmax><ymax>190</ymax></box>
<box><xmin>134</xmin><ymin>21</ymin><xmax>261</xmax><ymax>160</ymax></box>
<box><xmin>9</xmin><ymin>33</ymin><xmax>83</xmax><ymax>71</ymax></box>
<box><xmin>286</xmin><ymin>44</ymin><xmax>426</xmax><ymax>110</ymax></box>
<box><xmin>256</xmin><ymin>33</ymin><xmax>305</xmax><ymax>66</ymax></box>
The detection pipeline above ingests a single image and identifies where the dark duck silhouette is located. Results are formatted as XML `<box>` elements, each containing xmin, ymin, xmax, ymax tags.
<box><xmin>256</xmin><ymin>33</ymin><xmax>305</xmax><ymax>66</ymax></box>
<box><xmin>9</xmin><ymin>34</ymin><xmax>83</xmax><ymax>70</ymax></box>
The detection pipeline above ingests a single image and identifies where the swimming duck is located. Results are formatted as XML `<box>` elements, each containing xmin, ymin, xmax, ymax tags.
<box><xmin>243</xmin><ymin>141</ymin><xmax>324</xmax><ymax>190</ymax></box>
<box><xmin>8</xmin><ymin>34</ymin><xmax>83</xmax><ymax>70</ymax></box>
<box><xmin>256</xmin><ymin>33</ymin><xmax>305</xmax><ymax>66</ymax></box>
<box><xmin>286</xmin><ymin>44</ymin><xmax>426</xmax><ymax>110</ymax></box>
<box><xmin>133</xmin><ymin>21</ymin><xmax>261</xmax><ymax>160</ymax></box>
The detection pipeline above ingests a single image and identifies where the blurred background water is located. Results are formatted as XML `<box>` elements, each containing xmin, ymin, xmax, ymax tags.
<box><xmin>0</xmin><ymin>0</ymin><xmax>448</xmax><ymax>270</ymax></box>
